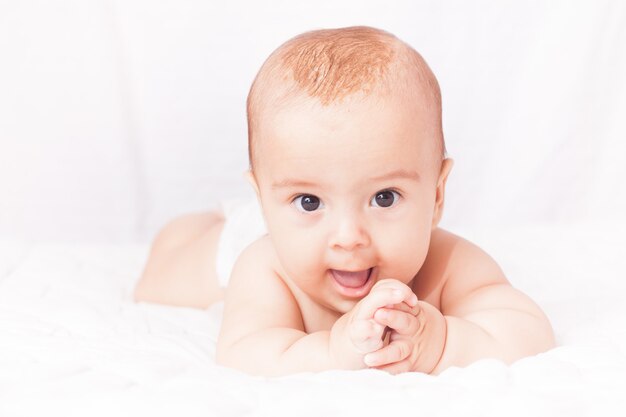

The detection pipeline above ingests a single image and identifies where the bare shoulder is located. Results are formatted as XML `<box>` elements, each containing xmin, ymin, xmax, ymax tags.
<box><xmin>216</xmin><ymin>235</ymin><xmax>304</xmax><ymax>350</ymax></box>
<box><xmin>433</xmin><ymin>228</ymin><xmax>555</xmax><ymax>350</ymax></box>
<box><xmin>429</xmin><ymin>228</ymin><xmax>510</xmax><ymax>315</ymax></box>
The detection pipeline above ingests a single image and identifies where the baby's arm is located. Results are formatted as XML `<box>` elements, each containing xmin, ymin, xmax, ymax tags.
<box><xmin>215</xmin><ymin>241</ymin><xmax>326</xmax><ymax>376</ymax></box>
<box><xmin>431</xmin><ymin>240</ymin><xmax>556</xmax><ymax>373</ymax></box>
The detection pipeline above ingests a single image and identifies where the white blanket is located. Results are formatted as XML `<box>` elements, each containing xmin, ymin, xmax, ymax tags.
<box><xmin>1</xmin><ymin>223</ymin><xmax>625</xmax><ymax>416</ymax></box>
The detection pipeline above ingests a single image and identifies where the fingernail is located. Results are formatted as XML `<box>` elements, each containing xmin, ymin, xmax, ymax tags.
<box><xmin>410</xmin><ymin>294</ymin><xmax>418</xmax><ymax>305</ymax></box>
<box><xmin>364</xmin><ymin>354</ymin><xmax>375</xmax><ymax>366</ymax></box>
<box><xmin>393</xmin><ymin>289</ymin><xmax>403</xmax><ymax>297</ymax></box>
<box><xmin>377</xmin><ymin>309</ymin><xmax>388</xmax><ymax>319</ymax></box>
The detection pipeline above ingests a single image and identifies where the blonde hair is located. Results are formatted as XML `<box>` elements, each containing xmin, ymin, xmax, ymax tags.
<box><xmin>246</xmin><ymin>26</ymin><xmax>445</xmax><ymax>171</ymax></box>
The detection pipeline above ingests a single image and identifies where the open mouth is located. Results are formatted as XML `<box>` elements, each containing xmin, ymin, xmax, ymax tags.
<box><xmin>329</xmin><ymin>267</ymin><xmax>375</xmax><ymax>297</ymax></box>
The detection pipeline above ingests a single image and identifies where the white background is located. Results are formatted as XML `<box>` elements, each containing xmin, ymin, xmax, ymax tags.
<box><xmin>1</xmin><ymin>0</ymin><xmax>624</xmax><ymax>243</ymax></box>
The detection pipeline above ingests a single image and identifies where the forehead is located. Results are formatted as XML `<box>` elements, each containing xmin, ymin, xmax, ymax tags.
<box><xmin>255</xmin><ymin>95</ymin><xmax>436</xmax><ymax>185</ymax></box>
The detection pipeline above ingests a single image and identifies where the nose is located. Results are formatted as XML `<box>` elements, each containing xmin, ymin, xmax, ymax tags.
<box><xmin>328</xmin><ymin>213</ymin><xmax>371</xmax><ymax>252</ymax></box>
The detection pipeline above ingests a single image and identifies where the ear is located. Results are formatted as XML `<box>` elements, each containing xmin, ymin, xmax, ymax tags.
<box><xmin>244</xmin><ymin>169</ymin><xmax>261</xmax><ymax>198</ymax></box>
<box><xmin>432</xmin><ymin>158</ymin><xmax>454</xmax><ymax>228</ymax></box>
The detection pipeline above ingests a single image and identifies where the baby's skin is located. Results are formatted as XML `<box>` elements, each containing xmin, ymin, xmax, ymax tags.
<box><xmin>133</xmin><ymin>26</ymin><xmax>556</xmax><ymax>376</ymax></box>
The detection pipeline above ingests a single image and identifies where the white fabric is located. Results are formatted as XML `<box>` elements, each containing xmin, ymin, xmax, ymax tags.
<box><xmin>1</xmin><ymin>223</ymin><xmax>625</xmax><ymax>416</ymax></box>
<box><xmin>215</xmin><ymin>197</ymin><xmax>267</xmax><ymax>288</ymax></box>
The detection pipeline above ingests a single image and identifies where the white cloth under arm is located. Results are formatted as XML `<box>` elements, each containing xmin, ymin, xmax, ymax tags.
<box><xmin>214</xmin><ymin>197</ymin><xmax>268</xmax><ymax>288</ymax></box>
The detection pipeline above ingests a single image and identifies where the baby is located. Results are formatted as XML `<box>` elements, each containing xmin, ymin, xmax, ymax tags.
<box><xmin>133</xmin><ymin>26</ymin><xmax>555</xmax><ymax>376</ymax></box>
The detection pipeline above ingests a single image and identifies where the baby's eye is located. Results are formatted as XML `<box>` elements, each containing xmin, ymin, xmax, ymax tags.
<box><xmin>371</xmin><ymin>189</ymin><xmax>400</xmax><ymax>208</ymax></box>
<box><xmin>293</xmin><ymin>194</ymin><xmax>324</xmax><ymax>212</ymax></box>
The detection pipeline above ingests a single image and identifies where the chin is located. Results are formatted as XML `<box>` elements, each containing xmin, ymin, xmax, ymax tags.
<box><xmin>327</xmin><ymin>297</ymin><xmax>359</xmax><ymax>316</ymax></box>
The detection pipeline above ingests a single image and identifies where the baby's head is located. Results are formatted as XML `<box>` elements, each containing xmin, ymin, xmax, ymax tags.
<box><xmin>244</xmin><ymin>26</ymin><xmax>453</xmax><ymax>312</ymax></box>
<box><xmin>247</xmin><ymin>26</ymin><xmax>446</xmax><ymax>175</ymax></box>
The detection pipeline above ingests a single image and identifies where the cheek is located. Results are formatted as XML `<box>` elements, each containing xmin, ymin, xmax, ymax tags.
<box><xmin>382</xmin><ymin>237</ymin><xmax>429</xmax><ymax>281</ymax></box>
<box><xmin>375</xmin><ymin>214</ymin><xmax>432</xmax><ymax>281</ymax></box>
<box><xmin>265</xmin><ymin>214</ymin><xmax>325</xmax><ymax>279</ymax></box>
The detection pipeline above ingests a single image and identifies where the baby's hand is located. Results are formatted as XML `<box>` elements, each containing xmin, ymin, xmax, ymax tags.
<box><xmin>349</xmin><ymin>279</ymin><xmax>419</xmax><ymax>353</ymax></box>
<box><xmin>363</xmin><ymin>293</ymin><xmax>447</xmax><ymax>375</ymax></box>
<box><xmin>329</xmin><ymin>279</ymin><xmax>418</xmax><ymax>369</ymax></box>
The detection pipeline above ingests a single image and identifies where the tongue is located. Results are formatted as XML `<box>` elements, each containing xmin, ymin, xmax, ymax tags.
<box><xmin>331</xmin><ymin>269</ymin><xmax>370</xmax><ymax>288</ymax></box>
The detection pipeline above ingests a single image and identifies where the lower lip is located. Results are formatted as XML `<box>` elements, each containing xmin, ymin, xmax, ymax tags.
<box><xmin>329</xmin><ymin>267</ymin><xmax>376</xmax><ymax>298</ymax></box>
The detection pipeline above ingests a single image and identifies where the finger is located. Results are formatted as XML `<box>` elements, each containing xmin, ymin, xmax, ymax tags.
<box><xmin>371</xmin><ymin>358</ymin><xmax>413</xmax><ymax>375</ymax></box>
<box><xmin>363</xmin><ymin>338</ymin><xmax>412</xmax><ymax>367</ymax></box>
<box><xmin>355</xmin><ymin>287</ymin><xmax>406</xmax><ymax>319</ymax></box>
<box><xmin>350</xmin><ymin>319</ymin><xmax>386</xmax><ymax>353</ymax></box>
<box><xmin>356</xmin><ymin>287</ymin><xmax>417</xmax><ymax>320</ymax></box>
<box><xmin>351</xmin><ymin>319</ymin><xmax>385</xmax><ymax>343</ymax></box>
<box><xmin>382</xmin><ymin>301</ymin><xmax>420</xmax><ymax>316</ymax></box>
<box><xmin>371</xmin><ymin>282</ymin><xmax>419</xmax><ymax>307</ymax></box>
<box><xmin>371</xmin><ymin>278</ymin><xmax>405</xmax><ymax>291</ymax></box>
<box><xmin>389</xmin><ymin>328</ymin><xmax>413</xmax><ymax>343</ymax></box>
<box><xmin>373</xmin><ymin>307</ymin><xmax>421</xmax><ymax>336</ymax></box>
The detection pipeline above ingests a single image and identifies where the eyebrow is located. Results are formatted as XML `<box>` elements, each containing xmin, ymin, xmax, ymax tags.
<box><xmin>271</xmin><ymin>169</ymin><xmax>420</xmax><ymax>190</ymax></box>
<box><xmin>370</xmin><ymin>169</ymin><xmax>420</xmax><ymax>183</ymax></box>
